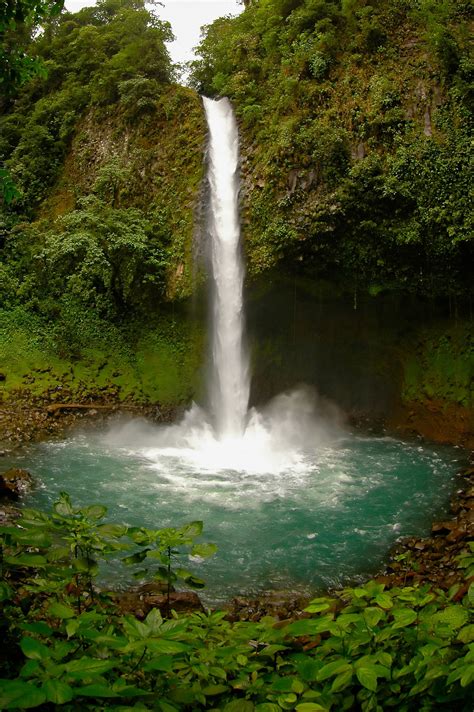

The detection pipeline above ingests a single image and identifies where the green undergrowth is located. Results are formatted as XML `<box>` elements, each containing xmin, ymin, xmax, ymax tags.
<box><xmin>401</xmin><ymin>322</ymin><xmax>474</xmax><ymax>409</ymax></box>
<box><xmin>0</xmin><ymin>493</ymin><xmax>473</xmax><ymax>711</ymax></box>
<box><xmin>0</xmin><ymin>306</ymin><xmax>204</xmax><ymax>405</ymax></box>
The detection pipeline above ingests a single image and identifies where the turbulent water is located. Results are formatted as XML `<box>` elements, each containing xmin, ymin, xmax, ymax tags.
<box><xmin>16</xmin><ymin>420</ymin><xmax>459</xmax><ymax>604</ymax></box>
<box><xmin>12</xmin><ymin>97</ymin><xmax>462</xmax><ymax>602</ymax></box>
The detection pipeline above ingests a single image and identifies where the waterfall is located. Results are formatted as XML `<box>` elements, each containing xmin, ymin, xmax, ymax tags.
<box><xmin>203</xmin><ymin>97</ymin><xmax>250</xmax><ymax>439</ymax></box>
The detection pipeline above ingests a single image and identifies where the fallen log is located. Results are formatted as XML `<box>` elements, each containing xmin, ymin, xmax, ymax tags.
<box><xmin>46</xmin><ymin>403</ymin><xmax>141</xmax><ymax>414</ymax></box>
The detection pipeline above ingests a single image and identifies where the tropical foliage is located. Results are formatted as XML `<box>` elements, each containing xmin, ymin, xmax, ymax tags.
<box><xmin>191</xmin><ymin>0</ymin><xmax>473</xmax><ymax>295</ymax></box>
<box><xmin>0</xmin><ymin>494</ymin><xmax>473</xmax><ymax>710</ymax></box>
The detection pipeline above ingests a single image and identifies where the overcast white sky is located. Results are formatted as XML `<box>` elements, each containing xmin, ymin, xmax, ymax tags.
<box><xmin>64</xmin><ymin>1</ymin><xmax>243</xmax><ymax>67</ymax></box>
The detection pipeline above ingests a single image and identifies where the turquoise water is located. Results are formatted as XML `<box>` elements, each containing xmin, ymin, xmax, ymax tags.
<box><xmin>11</xmin><ymin>418</ymin><xmax>460</xmax><ymax>604</ymax></box>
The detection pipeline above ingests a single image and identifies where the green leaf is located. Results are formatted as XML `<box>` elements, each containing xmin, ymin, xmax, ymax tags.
<box><xmin>72</xmin><ymin>557</ymin><xmax>98</xmax><ymax>575</ymax></box>
<box><xmin>5</xmin><ymin>554</ymin><xmax>47</xmax><ymax>568</ymax></box>
<box><xmin>42</xmin><ymin>680</ymin><xmax>74</xmax><ymax>704</ymax></box>
<box><xmin>182</xmin><ymin>574</ymin><xmax>206</xmax><ymax>589</ymax></box>
<box><xmin>224</xmin><ymin>701</ymin><xmax>254</xmax><ymax>712</ymax></box>
<box><xmin>20</xmin><ymin>637</ymin><xmax>50</xmax><ymax>661</ymax></box>
<box><xmin>123</xmin><ymin>550</ymin><xmax>149</xmax><ymax>565</ymax></box>
<box><xmin>331</xmin><ymin>668</ymin><xmax>353</xmax><ymax>693</ymax></box>
<box><xmin>363</xmin><ymin>607</ymin><xmax>385</xmax><ymax>627</ymax></box>
<box><xmin>202</xmin><ymin>684</ymin><xmax>228</xmax><ymax>695</ymax></box>
<box><xmin>296</xmin><ymin>704</ymin><xmax>328</xmax><ymax>712</ymax></box>
<box><xmin>21</xmin><ymin>622</ymin><xmax>53</xmax><ymax>636</ymax></box>
<box><xmin>97</xmin><ymin>523</ymin><xmax>128</xmax><ymax>537</ymax></box>
<box><xmin>431</xmin><ymin>606</ymin><xmax>468</xmax><ymax>630</ymax></box>
<box><xmin>65</xmin><ymin>657</ymin><xmax>116</xmax><ymax>676</ymax></box>
<box><xmin>374</xmin><ymin>593</ymin><xmax>393</xmax><ymax>609</ymax></box>
<box><xmin>81</xmin><ymin>504</ymin><xmax>107</xmax><ymax>520</ymax></box>
<box><xmin>54</xmin><ymin>493</ymin><xmax>74</xmax><ymax>516</ymax></box>
<box><xmin>143</xmin><ymin>655</ymin><xmax>174</xmax><ymax>672</ymax></box>
<box><xmin>317</xmin><ymin>661</ymin><xmax>352</xmax><ymax>682</ymax></box>
<box><xmin>304</xmin><ymin>600</ymin><xmax>331</xmax><ymax>613</ymax></box>
<box><xmin>181</xmin><ymin>521</ymin><xmax>203</xmax><ymax>538</ymax></box>
<box><xmin>392</xmin><ymin>609</ymin><xmax>418</xmax><ymax>628</ymax></box>
<box><xmin>356</xmin><ymin>667</ymin><xmax>377</xmax><ymax>692</ymax></box>
<box><xmin>191</xmin><ymin>542</ymin><xmax>217</xmax><ymax>558</ymax></box>
<box><xmin>461</xmin><ymin>665</ymin><xmax>474</xmax><ymax>688</ymax></box>
<box><xmin>255</xmin><ymin>705</ymin><xmax>282</xmax><ymax>712</ymax></box>
<box><xmin>48</xmin><ymin>602</ymin><xmax>75</xmax><ymax>619</ymax></box>
<box><xmin>0</xmin><ymin>680</ymin><xmax>46</xmax><ymax>709</ymax></box>
<box><xmin>457</xmin><ymin>624</ymin><xmax>474</xmax><ymax>644</ymax></box>
<box><xmin>146</xmin><ymin>639</ymin><xmax>190</xmax><ymax>655</ymax></box>
<box><xmin>77</xmin><ymin>684</ymin><xmax>119</xmax><ymax>698</ymax></box>
<box><xmin>0</xmin><ymin>582</ymin><xmax>12</xmax><ymax>601</ymax></box>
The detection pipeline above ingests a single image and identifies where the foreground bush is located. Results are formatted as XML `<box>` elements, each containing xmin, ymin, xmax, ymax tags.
<box><xmin>0</xmin><ymin>494</ymin><xmax>472</xmax><ymax>710</ymax></box>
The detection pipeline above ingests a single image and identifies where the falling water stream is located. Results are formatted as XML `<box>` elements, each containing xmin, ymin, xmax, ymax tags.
<box><xmin>12</xmin><ymin>98</ymin><xmax>461</xmax><ymax>603</ymax></box>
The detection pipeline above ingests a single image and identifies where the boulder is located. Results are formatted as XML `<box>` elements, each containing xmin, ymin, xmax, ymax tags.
<box><xmin>0</xmin><ymin>468</ymin><xmax>34</xmax><ymax>499</ymax></box>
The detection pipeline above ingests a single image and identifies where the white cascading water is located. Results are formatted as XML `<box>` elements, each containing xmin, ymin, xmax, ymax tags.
<box><xmin>204</xmin><ymin>97</ymin><xmax>249</xmax><ymax>438</ymax></box>
<box><xmin>105</xmin><ymin>97</ymin><xmax>343</xmax><ymax>475</ymax></box>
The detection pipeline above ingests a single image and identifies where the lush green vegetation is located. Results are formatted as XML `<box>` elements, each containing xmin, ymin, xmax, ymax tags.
<box><xmin>191</xmin><ymin>0</ymin><xmax>473</xmax><ymax>295</ymax></box>
<box><xmin>0</xmin><ymin>0</ymin><xmax>206</xmax><ymax>402</ymax></box>
<box><xmin>0</xmin><ymin>493</ymin><xmax>473</xmax><ymax>710</ymax></box>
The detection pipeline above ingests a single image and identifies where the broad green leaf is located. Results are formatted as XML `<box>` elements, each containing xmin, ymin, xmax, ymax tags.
<box><xmin>287</xmin><ymin>617</ymin><xmax>334</xmax><ymax>636</ymax></box>
<box><xmin>5</xmin><ymin>554</ymin><xmax>47</xmax><ymax>568</ymax></box>
<box><xmin>271</xmin><ymin>677</ymin><xmax>294</xmax><ymax>692</ymax></box>
<box><xmin>377</xmin><ymin>652</ymin><xmax>393</xmax><ymax>668</ymax></box>
<box><xmin>431</xmin><ymin>606</ymin><xmax>468</xmax><ymax>630</ymax></box>
<box><xmin>72</xmin><ymin>557</ymin><xmax>98</xmax><ymax>574</ymax></box>
<box><xmin>0</xmin><ymin>582</ymin><xmax>12</xmax><ymax>601</ymax></box>
<box><xmin>21</xmin><ymin>622</ymin><xmax>53</xmax><ymax>636</ymax></box>
<box><xmin>296</xmin><ymin>658</ymin><xmax>321</xmax><ymax>682</ymax></box>
<box><xmin>20</xmin><ymin>637</ymin><xmax>50</xmax><ymax>661</ymax></box>
<box><xmin>48</xmin><ymin>602</ymin><xmax>75</xmax><ymax>619</ymax></box>
<box><xmin>292</xmin><ymin>678</ymin><xmax>305</xmax><ymax>694</ymax></box>
<box><xmin>374</xmin><ymin>593</ymin><xmax>393</xmax><ymax>609</ymax></box>
<box><xmin>317</xmin><ymin>660</ymin><xmax>352</xmax><ymax>682</ymax></box>
<box><xmin>457</xmin><ymin>624</ymin><xmax>474</xmax><ymax>644</ymax></box>
<box><xmin>54</xmin><ymin>493</ymin><xmax>74</xmax><ymax>516</ymax></box>
<box><xmin>356</xmin><ymin>667</ymin><xmax>377</xmax><ymax>692</ymax></box>
<box><xmin>182</xmin><ymin>574</ymin><xmax>206</xmax><ymax>589</ymax></box>
<box><xmin>224</xmin><ymin>701</ymin><xmax>254</xmax><ymax>712</ymax></box>
<box><xmin>392</xmin><ymin>609</ymin><xmax>418</xmax><ymax>628</ymax></box>
<box><xmin>296</xmin><ymin>704</ymin><xmax>328</xmax><ymax>712</ymax></box>
<box><xmin>77</xmin><ymin>684</ymin><xmax>119</xmax><ymax>698</ymax></box>
<box><xmin>122</xmin><ymin>550</ymin><xmax>149</xmax><ymax>565</ymax></box>
<box><xmin>81</xmin><ymin>504</ymin><xmax>107</xmax><ymax>520</ymax></box>
<box><xmin>304</xmin><ymin>597</ymin><xmax>332</xmax><ymax>613</ymax></box>
<box><xmin>143</xmin><ymin>655</ymin><xmax>174</xmax><ymax>672</ymax></box>
<box><xmin>65</xmin><ymin>657</ymin><xmax>116</xmax><ymax>676</ymax></box>
<box><xmin>255</xmin><ymin>704</ymin><xmax>282</xmax><ymax>712</ymax></box>
<box><xmin>0</xmin><ymin>680</ymin><xmax>46</xmax><ymax>709</ymax></box>
<box><xmin>97</xmin><ymin>523</ymin><xmax>128</xmax><ymax>537</ymax></box>
<box><xmin>202</xmin><ymin>684</ymin><xmax>228</xmax><ymax>695</ymax></box>
<box><xmin>331</xmin><ymin>669</ymin><xmax>352</xmax><ymax>693</ymax></box>
<box><xmin>181</xmin><ymin>521</ymin><xmax>203</xmax><ymax>538</ymax></box>
<box><xmin>145</xmin><ymin>607</ymin><xmax>163</xmax><ymax>633</ymax></box>
<box><xmin>42</xmin><ymin>680</ymin><xmax>74</xmax><ymax>704</ymax></box>
<box><xmin>191</xmin><ymin>542</ymin><xmax>217</xmax><ymax>558</ymax></box>
<box><xmin>146</xmin><ymin>639</ymin><xmax>190</xmax><ymax>655</ymax></box>
<box><xmin>363</xmin><ymin>607</ymin><xmax>385</xmax><ymax>627</ymax></box>
<box><xmin>461</xmin><ymin>665</ymin><xmax>474</xmax><ymax>687</ymax></box>
<box><xmin>47</xmin><ymin>546</ymin><xmax>71</xmax><ymax>562</ymax></box>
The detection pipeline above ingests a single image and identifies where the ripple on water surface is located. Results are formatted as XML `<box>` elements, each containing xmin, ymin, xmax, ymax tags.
<box><xmin>15</xmin><ymin>396</ymin><xmax>460</xmax><ymax>604</ymax></box>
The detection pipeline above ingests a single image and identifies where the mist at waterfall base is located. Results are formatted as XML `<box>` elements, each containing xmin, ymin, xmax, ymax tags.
<box><xmin>16</xmin><ymin>97</ymin><xmax>461</xmax><ymax>602</ymax></box>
